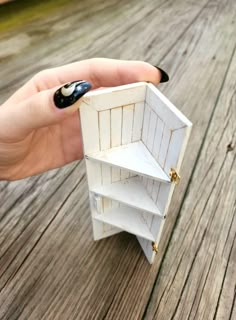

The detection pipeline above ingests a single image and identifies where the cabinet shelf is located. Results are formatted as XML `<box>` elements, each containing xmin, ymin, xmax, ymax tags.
<box><xmin>94</xmin><ymin>206</ymin><xmax>155</xmax><ymax>242</ymax></box>
<box><xmin>86</xmin><ymin>141</ymin><xmax>170</xmax><ymax>183</ymax></box>
<box><xmin>91</xmin><ymin>176</ymin><xmax>163</xmax><ymax>216</ymax></box>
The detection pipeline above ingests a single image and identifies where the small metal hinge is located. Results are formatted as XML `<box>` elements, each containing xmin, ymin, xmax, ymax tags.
<box><xmin>152</xmin><ymin>242</ymin><xmax>158</xmax><ymax>254</ymax></box>
<box><xmin>169</xmin><ymin>168</ymin><xmax>180</xmax><ymax>184</ymax></box>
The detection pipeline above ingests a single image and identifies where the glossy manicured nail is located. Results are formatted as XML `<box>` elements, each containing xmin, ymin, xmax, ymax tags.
<box><xmin>154</xmin><ymin>66</ymin><xmax>169</xmax><ymax>83</ymax></box>
<box><xmin>54</xmin><ymin>80</ymin><xmax>92</xmax><ymax>109</ymax></box>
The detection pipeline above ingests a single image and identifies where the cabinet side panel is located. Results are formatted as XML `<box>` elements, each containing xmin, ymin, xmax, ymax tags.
<box><xmin>156</xmin><ymin>126</ymin><xmax>191</xmax><ymax>216</ymax></box>
<box><xmin>99</xmin><ymin>110</ymin><xmax>119</xmax><ymax>233</ymax></box>
<box><xmin>139</xmin><ymin>91</ymin><xmax>192</xmax><ymax>255</ymax></box>
<box><xmin>145</xmin><ymin>84</ymin><xmax>192</xmax><ymax>129</ymax></box>
<box><xmin>156</xmin><ymin>184</ymin><xmax>173</xmax><ymax>214</ymax></box>
<box><xmin>165</xmin><ymin>127</ymin><xmax>192</xmax><ymax>173</ymax></box>
<box><xmin>136</xmin><ymin>237</ymin><xmax>155</xmax><ymax>264</ymax></box>
<box><xmin>80</xmin><ymin>105</ymin><xmax>99</xmax><ymax>155</ymax></box>
<box><xmin>101</xmin><ymin>164</ymin><xmax>112</xmax><ymax>219</ymax></box>
<box><xmin>86</xmin><ymin>159</ymin><xmax>104</xmax><ymax>240</ymax></box>
<box><xmin>85</xmin><ymin>108</ymin><xmax>122</xmax><ymax>239</ymax></box>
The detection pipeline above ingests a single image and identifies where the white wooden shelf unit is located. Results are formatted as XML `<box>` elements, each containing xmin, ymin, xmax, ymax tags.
<box><xmin>80</xmin><ymin>82</ymin><xmax>192</xmax><ymax>263</ymax></box>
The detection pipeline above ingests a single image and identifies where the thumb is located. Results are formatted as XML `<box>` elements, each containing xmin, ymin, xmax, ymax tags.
<box><xmin>0</xmin><ymin>81</ymin><xmax>91</xmax><ymax>139</ymax></box>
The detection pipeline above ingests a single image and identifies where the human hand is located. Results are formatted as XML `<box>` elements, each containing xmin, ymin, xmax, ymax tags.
<box><xmin>0</xmin><ymin>58</ymin><xmax>168</xmax><ymax>180</ymax></box>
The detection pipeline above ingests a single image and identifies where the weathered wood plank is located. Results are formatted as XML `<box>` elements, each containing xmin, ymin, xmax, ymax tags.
<box><xmin>0</xmin><ymin>0</ymin><xmax>235</xmax><ymax>319</ymax></box>
<box><xmin>0</xmin><ymin>0</ymin><xmax>207</xmax><ymax>102</ymax></box>
<box><xmin>144</xmin><ymin>31</ymin><xmax>236</xmax><ymax>320</ymax></box>
<box><xmin>0</xmin><ymin>162</ymin><xmax>80</xmax><ymax>289</ymax></box>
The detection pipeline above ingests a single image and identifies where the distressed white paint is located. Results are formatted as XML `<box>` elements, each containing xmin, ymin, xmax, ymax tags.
<box><xmin>80</xmin><ymin>105</ymin><xmax>99</xmax><ymax>155</ymax></box>
<box><xmin>111</xmin><ymin>107</ymin><xmax>122</xmax><ymax>185</ymax></box>
<box><xmin>145</xmin><ymin>84</ymin><xmax>192</xmax><ymax>130</ymax></box>
<box><xmin>152</xmin><ymin>117</ymin><xmax>164</xmax><ymax>161</ymax></box>
<box><xmin>81</xmin><ymin>82</ymin><xmax>146</xmax><ymax>111</ymax></box>
<box><xmin>111</xmin><ymin>107</ymin><xmax>122</xmax><ymax>148</ymax></box>
<box><xmin>87</xmin><ymin>142</ymin><xmax>170</xmax><ymax>183</ymax></box>
<box><xmin>141</xmin><ymin>103</ymin><xmax>151</xmax><ymax>145</ymax></box>
<box><xmin>122</xmin><ymin>104</ymin><xmax>134</xmax><ymax>145</ymax></box>
<box><xmin>99</xmin><ymin>110</ymin><xmax>111</xmax><ymax>151</ymax></box>
<box><xmin>94</xmin><ymin>206</ymin><xmax>155</xmax><ymax>242</ymax></box>
<box><xmin>90</xmin><ymin>176</ymin><xmax>163</xmax><ymax>216</ymax></box>
<box><xmin>132</xmin><ymin>102</ymin><xmax>145</xmax><ymax>142</ymax></box>
<box><xmin>158</xmin><ymin>125</ymin><xmax>172</xmax><ymax>168</ymax></box>
<box><xmin>146</xmin><ymin>110</ymin><xmax>158</xmax><ymax>152</ymax></box>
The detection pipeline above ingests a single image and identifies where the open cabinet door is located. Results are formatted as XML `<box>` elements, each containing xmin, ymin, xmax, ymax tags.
<box><xmin>135</xmin><ymin>85</ymin><xmax>192</xmax><ymax>262</ymax></box>
<box><xmin>80</xmin><ymin>82</ymin><xmax>192</xmax><ymax>263</ymax></box>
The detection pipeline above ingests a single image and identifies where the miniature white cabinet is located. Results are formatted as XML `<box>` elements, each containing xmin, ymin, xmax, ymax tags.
<box><xmin>80</xmin><ymin>82</ymin><xmax>192</xmax><ymax>263</ymax></box>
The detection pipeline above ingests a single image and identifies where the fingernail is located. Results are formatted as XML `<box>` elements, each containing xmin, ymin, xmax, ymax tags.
<box><xmin>54</xmin><ymin>80</ymin><xmax>92</xmax><ymax>109</ymax></box>
<box><xmin>154</xmin><ymin>66</ymin><xmax>169</xmax><ymax>83</ymax></box>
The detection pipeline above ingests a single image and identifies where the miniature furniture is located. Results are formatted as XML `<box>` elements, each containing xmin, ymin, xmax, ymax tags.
<box><xmin>80</xmin><ymin>82</ymin><xmax>192</xmax><ymax>263</ymax></box>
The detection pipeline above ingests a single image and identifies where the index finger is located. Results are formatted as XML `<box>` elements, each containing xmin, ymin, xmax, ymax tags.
<box><xmin>5</xmin><ymin>58</ymin><xmax>162</xmax><ymax>105</ymax></box>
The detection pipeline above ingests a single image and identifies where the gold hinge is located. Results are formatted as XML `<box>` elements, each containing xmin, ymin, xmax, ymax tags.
<box><xmin>169</xmin><ymin>168</ymin><xmax>181</xmax><ymax>184</ymax></box>
<box><xmin>152</xmin><ymin>242</ymin><xmax>158</xmax><ymax>254</ymax></box>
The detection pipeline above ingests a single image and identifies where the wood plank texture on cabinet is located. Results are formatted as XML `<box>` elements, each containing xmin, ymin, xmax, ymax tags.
<box><xmin>0</xmin><ymin>0</ymin><xmax>235</xmax><ymax>319</ymax></box>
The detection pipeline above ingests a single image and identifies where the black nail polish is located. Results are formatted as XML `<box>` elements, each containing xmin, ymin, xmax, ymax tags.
<box><xmin>54</xmin><ymin>80</ymin><xmax>92</xmax><ymax>109</ymax></box>
<box><xmin>154</xmin><ymin>66</ymin><xmax>169</xmax><ymax>83</ymax></box>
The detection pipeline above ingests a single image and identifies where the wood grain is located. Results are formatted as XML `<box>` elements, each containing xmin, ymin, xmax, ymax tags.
<box><xmin>0</xmin><ymin>0</ymin><xmax>235</xmax><ymax>319</ymax></box>
<box><xmin>144</xmin><ymin>40</ymin><xmax>236</xmax><ymax>320</ymax></box>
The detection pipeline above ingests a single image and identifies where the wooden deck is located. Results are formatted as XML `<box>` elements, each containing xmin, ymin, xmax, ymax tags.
<box><xmin>0</xmin><ymin>0</ymin><xmax>235</xmax><ymax>319</ymax></box>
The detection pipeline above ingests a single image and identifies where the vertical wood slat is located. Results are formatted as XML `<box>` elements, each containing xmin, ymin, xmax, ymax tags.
<box><xmin>86</xmin><ymin>160</ymin><xmax>104</xmax><ymax>240</ymax></box>
<box><xmin>101</xmin><ymin>165</ymin><xmax>111</xmax><ymax>210</ymax></box>
<box><xmin>121</xmin><ymin>104</ymin><xmax>135</xmax><ymax>180</ymax></box>
<box><xmin>111</xmin><ymin>108</ymin><xmax>122</xmax><ymax>208</ymax></box>
<box><xmin>141</xmin><ymin>103</ymin><xmax>151</xmax><ymax>144</ymax></box>
<box><xmin>111</xmin><ymin>107</ymin><xmax>122</xmax><ymax>148</ymax></box>
<box><xmin>137</xmin><ymin>104</ymin><xmax>156</xmax><ymax>262</ymax></box>
<box><xmin>132</xmin><ymin>102</ymin><xmax>145</xmax><ymax>142</ymax></box>
<box><xmin>141</xmin><ymin>103</ymin><xmax>151</xmax><ymax>187</ymax></box>
<box><xmin>146</xmin><ymin>110</ymin><xmax>158</xmax><ymax>198</ymax></box>
<box><xmin>149</xmin><ymin>117</ymin><xmax>163</xmax><ymax>207</ymax></box>
<box><xmin>152</xmin><ymin>117</ymin><xmax>164</xmax><ymax>161</ymax></box>
<box><xmin>80</xmin><ymin>105</ymin><xmax>100</xmax><ymax>155</ymax></box>
<box><xmin>99</xmin><ymin>111</ymin><xmax>113</xmax><ymax>232</ymax></box>
<box><xmin>164</xmin><ymin>127</ymin><xmax>191</xmax><ymax>173</ymax></box>
<box><xmin>121</xmin><ymin>104</ymin><xmax>134</xmax><ymax>145</ymax></box>
<box><xmin>99</xmin><ymin>110</ymin><xmax>111</xmax><ymax>151</ymax></box>
<box><xmin>158</xmin><ymin>125</ymin><xmax>172</xmax><ymax>169</ymax></box>
<box><xmin>80</xmin><ymin>105</ymin><xmax>104</xmax><ymax>239</ymax></box>
<box><xmin>111</xmin><ymin>107</ymin><xmax>122</xmax><ymax>185</ymax></box>
<box><xmin>146</xmin><ymin>110</ymin><xmax>158</xmax><ymax>152</ymax></box>
<box><xmin>142</xmin><ymin>108</ymin><xmax>157</xmax><ymax>228</ymax></box>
